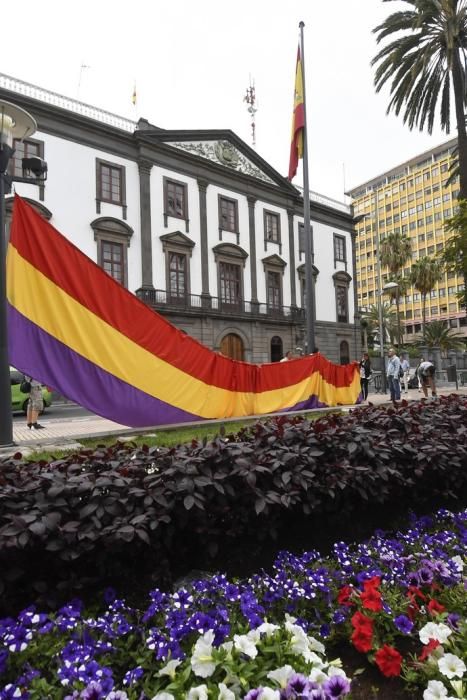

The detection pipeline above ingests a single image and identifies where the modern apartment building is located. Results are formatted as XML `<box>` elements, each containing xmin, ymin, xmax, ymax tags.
<box><xmin>348</xmin><ymin>140</ymin><xmax>465</xmax><ymax>340</ymax></box>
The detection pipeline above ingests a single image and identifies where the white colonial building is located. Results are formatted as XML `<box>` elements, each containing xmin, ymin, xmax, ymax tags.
<box><xmin>1</xmin><ymin>74</ymin><xmax>359</xmax><ymax>364</ymax></box>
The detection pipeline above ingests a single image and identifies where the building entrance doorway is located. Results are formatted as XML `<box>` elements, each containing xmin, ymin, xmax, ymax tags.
<box><xmin>220</xmin><ymin>333</ymin><xmax>244</xmax><ymax>360</ymax></box>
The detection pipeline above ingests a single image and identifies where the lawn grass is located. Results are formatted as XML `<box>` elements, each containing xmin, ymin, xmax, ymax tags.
<box><xmin>25</xmin><ymin>410</ymin><xmax>337</xmax><ymax>462</ymax></box>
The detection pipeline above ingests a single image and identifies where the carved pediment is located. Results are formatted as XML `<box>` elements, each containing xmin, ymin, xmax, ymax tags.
<box><xmin>213</xmin><ymin>242</ymin><xmax>248</xmax><ymax>260</ymax></box>
<box><xmin>262</xmin><ymin>254</ymin><xmax>287</xmax><ymax>269</ymax></box>
<box><xmin>159</xmin><ymin>231</ymin><xmax>195</xmax><ymax>249</ymax></box>
<box><xmin>165</xmin><ymin>139</ymin><xmax>276</xmax><ymax>185</ymax></box>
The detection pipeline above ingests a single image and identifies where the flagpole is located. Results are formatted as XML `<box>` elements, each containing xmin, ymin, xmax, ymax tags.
<box><xmin>299</xmin><ymin>21</ymin><xmax>316</xmax><ymax>354</ymax></box>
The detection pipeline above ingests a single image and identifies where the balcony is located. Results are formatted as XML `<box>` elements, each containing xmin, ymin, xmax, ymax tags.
<box><xmin>136</xmin><ymin>288</ymin><xmax>305</xmax><ymax>322</ymax></box>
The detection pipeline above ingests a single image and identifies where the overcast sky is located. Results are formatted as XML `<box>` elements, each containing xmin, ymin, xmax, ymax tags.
<box><xmin>1</xmin><ymin>0</ymin><xmax>450</xmax><ymax>200</ymax></box>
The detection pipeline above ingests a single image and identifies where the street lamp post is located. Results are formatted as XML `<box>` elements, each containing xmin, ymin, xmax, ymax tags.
<box><xmin>0</xmin><ymin>101</ymin><xmax>38</xmax><ymax>447</ymax></box>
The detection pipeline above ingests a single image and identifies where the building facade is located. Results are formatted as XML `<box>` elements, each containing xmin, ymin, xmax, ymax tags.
<box><xmin>1</xmin><ymin>74</ymin><xmax>358</xmax><ymax>364</ymax></box>
<box><xmin>348</xmin><ymin>140</ymin><xmax>465</xmax><ymax>340</ymax></box>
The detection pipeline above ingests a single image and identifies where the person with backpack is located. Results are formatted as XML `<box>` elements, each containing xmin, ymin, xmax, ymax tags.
<box><xmin>23</xmin><ymin>376</ymin><xmax>45</xmax><ymax>430</ymax></box>
<box><xmin>386</xmin><ymin>348</ymin><xmax>401</xmax><ymax>404</ymax></box>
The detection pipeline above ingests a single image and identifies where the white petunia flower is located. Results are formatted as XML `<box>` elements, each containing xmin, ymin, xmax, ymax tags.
<box><xmin>423</xmin><ymin>680</ymin><xmax>448</xmax><ymax>700</ymax></box>
<box><xmin>247</xmin><ymin>628</ymin><xmax>261</xmax><ymax>644</ymax></box>
<box><xmin>419</xmin><ymin>622</ymin><xmax>452</xmax><ymax>645</ymax></box>
<box><xmin>266</xmin><ymin>665</ymin><xmax>295</xmax><ymax>688</ymax></box>
<box><xmin>303</xmin><ymin>649</ymin><xmax>325</xmax><ymax>667</ymax></box>
<box><xmin>233</xmin><ymin>633</ymin><xmax>258</xmax><ymax>659</ymax></box>
<box><xmin>150</xmin><ymin>694</ymin><xmax>175</xmax><ymax>700</ymax></box>
<box><xmin>288</xmin><ymin>624</ymin><xmax>309</xmax><ymax>657</ymax></box>
<box><xmin>190</xmin><ymin>630</ymin><xmax>217</xmax><ymax>678</ymax></box>
<box><xmin>308</xmin><ymin>636</ymin><xmax>325</xmax><ymax>655</ymax></box>
<box><xmin>451</xmin><ymin>555</ymin><xmax>464</xmax><ymax>573</ymax></box>
<box><xmin>259</xmin><ymin>689</ymin><xmax>280</xmax><ymax>700</ymax></box>
<box><xmin>308</xmin><ymin>668</ymin><xmax>328</xmax><ymax>684</ymax></box>
<box><xmin>438</xmin><ymin>654</ymin><xmax>467</xmax><ymax>680</ymax></box>
<box><xmin>256</xmin><ymin>622</ymin><xmax>280</xmax><ymax>637</ymax></box>
<box><xmin>187</xmin><ymin>685</ymin><xmax>208</xmax><ymax>700</ymax></box>
<box><xmin>157</xmin><ymin>659</ymin><xmax>182</xmax><ymax>680</ymax></box>
<box><xmin>327</xmin><ymin>666</ymin><xmax>348</xmax><ymax>679</ymax></box>
<box><xmin>218</xmin><ymin>683</ymin><xmax>235</xmax><ymax>700</ymax></box>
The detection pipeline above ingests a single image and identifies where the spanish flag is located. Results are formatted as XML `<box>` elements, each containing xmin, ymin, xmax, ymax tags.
<box><xmin>288</xmin><ymin>47</ymin><xmax>305</xmax><ymax>181</ymax></box>
<box><xmin>6</xmin><ymin>196</ymin><xmax>360</xmax><ymax>427</ymax></box>
<box><xmin>131</xmin><ymin>83</ymin><xmax>137</xmax><ymax>106</ymax></box>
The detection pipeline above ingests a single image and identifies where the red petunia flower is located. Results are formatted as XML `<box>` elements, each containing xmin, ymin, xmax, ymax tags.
<box><xmin>427</xmin><ymin>599</ymin><xmax>446</xmax><ymax>616</ymax></box>
<box><xmin>351</xmin><ymin>625</ymin><xmax>373</xmax><ymax>653</ymax></box>
<box><xmin>361</xmin><ymin>587</ymin><xmax>383</xmax><ymax>612</ymax></box>
<box><xmin>407</xmin><ymin>586</ymin><xmax>426</xmax><ymax>602</ymax></box>
<box><xmin>337</xmin><ymin>585</ymin><xmax>354</xmax><ymax>607</ymax></box>
<box><xmin>351</xmin><ymin>610</ymin><xmax>374</xmax><ymax>631</ymax></box>
<box><xmin>375</xmin><ymin>644</ymin><xmax>403</xmax><ymax>677</ymax></box>
<box><xmin>363</xmin><ymin>576</ymin><xmax>381</xmax><ymax>591</ymax></box>
<box><xmin>419</xmin><ymin>638</ymin><xmax>440</xmax><ymax>661</ymax></box>
<box><xmin>406</xmin><ymin>601</ymin><xmax>420</xmax><ymax>621</ymax></box>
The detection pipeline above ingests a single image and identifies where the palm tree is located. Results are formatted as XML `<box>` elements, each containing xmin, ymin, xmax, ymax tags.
<box><xmin>380</xmin><ymin>233</ymin><xmax>413</xmax><ymax>344</ymax></box>
<box><xmin>372</xmin><ymin>0</ymin><xmax>467</xmax><ymax>199</ymax></box>
<box><xmin>410</xmin><ymin>257</ymin><xmax>444</xmax><ymax>331</ymax></box>
<box><xmin>362</xmin><ymin>302</ymin><xmax>399</xmax><ymax>346</ymax></box>
<box><xmin>417</xmin><ymin>319</ymin><xmax>466</xmax><ymax>353</ymax></box>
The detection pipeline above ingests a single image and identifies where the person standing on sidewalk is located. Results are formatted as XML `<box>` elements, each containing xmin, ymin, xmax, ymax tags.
<box><xmin>359</xmin><ymin>352</ymin><xmax>372</xmax><ymax>402</ymax></box>
<box><xmin>401</xmin><ymin>355</ymin><xmax>410</xmax><ymax>395</ymax></box>
<box><xmin>386</xmin><ymin>348</ymin><xmax>401</xmax><ymax>404</ymax></box>
<box><xmin>26</xmin><ymin>378</ymin><xmax>45</xmax><ymax>430</ymax></box>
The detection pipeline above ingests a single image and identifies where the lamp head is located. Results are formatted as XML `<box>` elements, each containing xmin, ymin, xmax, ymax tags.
<box><xmin>22</xmin><ymin>156</ymin><xmax>47</xmax><ymax>180</ymax></box>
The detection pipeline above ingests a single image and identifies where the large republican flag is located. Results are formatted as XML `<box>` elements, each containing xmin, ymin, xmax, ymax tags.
<box><xmin>6</xmin><ymin>196</ymin><xmax>360</xmax><ymax>427</ymax></box>
<box><xmin>288</xmin><ymin>47</ymin><xmax>305</xmax><ymax>181</ymax></box>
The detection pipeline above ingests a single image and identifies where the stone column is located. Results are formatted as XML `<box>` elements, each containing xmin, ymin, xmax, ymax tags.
<box><xmin>137</xmin><ymin>158</ymin><xmax>154</xmax><ymax>291</ymax></box>
<box><xmin>197</xmin><ymin>178</ymin><xmax>211</xmax><ymax>307</ymax></box>
<box><xmin>247</xmin><ymin>196</ymin><xmax>259</xmax><ymax>313</ymax></box>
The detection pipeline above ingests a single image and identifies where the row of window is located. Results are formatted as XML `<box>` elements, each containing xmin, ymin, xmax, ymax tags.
<box><xmin>15</xmin><ymin>139</ymin><xmax>350</xmax><ymax>268</ymax></box>
<box><xmin>100</xmin><ymin>239</ymin><xmax>351</xmax><ymax>323</ymax></box>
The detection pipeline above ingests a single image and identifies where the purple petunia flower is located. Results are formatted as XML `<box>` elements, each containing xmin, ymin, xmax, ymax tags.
<box><xmin>286</xmin><ymin>672</ymin><xmax>310</xmax><ymax>696</ymax></box>
<box><xmin>244</xmin><ymin>689</ymin><xmax>263</xmax><ymax>700</ymax></box>
<box><xmin>394</xmin><ymin>615</ymin><xmax>414</xmax><ymax>634</ymax></box>
<box><xmin>322</xmin><ymin>674</ymin><xmax>351</xmax><ymax>697</ymax></box>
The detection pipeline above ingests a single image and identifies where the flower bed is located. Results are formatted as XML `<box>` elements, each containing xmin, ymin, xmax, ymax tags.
<box><xmin>0</xmin><ymin>507</ymin><xmax>465</xmax><ymax>699</ymax></box>
<box><xmin>1</xmin><ymin>395</ymin><xmax>467</xmax><ymax>614</ymax></box>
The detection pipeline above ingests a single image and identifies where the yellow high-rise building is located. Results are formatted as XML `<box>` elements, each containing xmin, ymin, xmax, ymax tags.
<box><xmin>348</xmin><ymin>139</ymin><xmax>465</xmax><ymax>342</ymax></box>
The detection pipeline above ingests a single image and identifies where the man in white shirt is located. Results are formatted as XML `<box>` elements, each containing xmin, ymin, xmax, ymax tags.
<box><xmin>280</xmin><ymin>351</ymin><xmax>293</xmax><ymax>362</ymax></box>
<box><xmin>418</xmin><ymin>360</ymin><xmax>437</xmax><ymax>399</ymax></box>
<box><xmin>386</xmin><ymin>348</ymin><xmax>401</xmax><ymax>404</ymax></box>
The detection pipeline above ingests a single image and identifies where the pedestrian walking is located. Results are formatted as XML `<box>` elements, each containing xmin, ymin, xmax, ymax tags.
<box><xmin>359</xmin><ymin>352</ymin><xmax>372</xmax><ymax>401</ymax></box>
<box><xmin>386</xmin><ymin>348</ymin><xmax>401</xmax><ymax>404</ymax></box>
<box><xmin>418</xmin><ymin>359</ymin><xmax>437</xmax><ymax>399</ymax></box>
<box><xmin>26</xmin><ymin>377</ymin><xmax>45</xmax><ymax>430</ymax></box>
<box><xmin>401</xmin><ymin>355</ymin><xmax>410</xmax><ymax>394</ymax></box>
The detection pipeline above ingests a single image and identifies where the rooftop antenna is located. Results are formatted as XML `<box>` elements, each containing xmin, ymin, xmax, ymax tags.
<box><xmin>77</xmin><ymin>64</ymin><xmax>91</xmax><ymax>99</ymax></box>
<box><xmin>244</xmin><ymin>77</ymin><xmax>257</xmax><ymax>148</ymax></box>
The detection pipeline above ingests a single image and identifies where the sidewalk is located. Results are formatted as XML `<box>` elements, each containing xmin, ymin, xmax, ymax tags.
<box><xmin>4</xmin><ymin>384</ymin><xmax>467</xmax><ymax>456</ymax></box>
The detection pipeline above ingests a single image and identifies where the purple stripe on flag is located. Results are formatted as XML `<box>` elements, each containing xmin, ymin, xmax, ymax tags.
<box><xmin>280</xmin><ymin>394</ymin><xmax>329</xmax><ymax>412</ymax></box>
<box><xmin>7</xmin><ymin>304</ymin><xmax>202</xmax><ymax>427</ymax></box>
